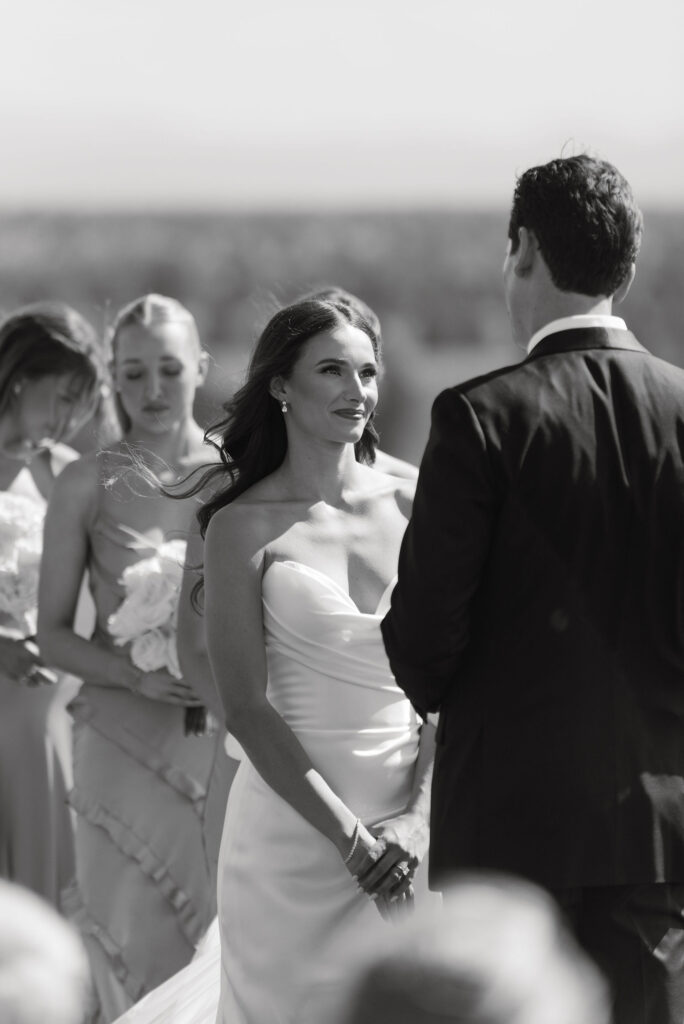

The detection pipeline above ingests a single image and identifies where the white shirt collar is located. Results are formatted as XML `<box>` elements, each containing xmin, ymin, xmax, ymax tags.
<box><xmin>527</xmin><ymin>314</ymin><xmax>628</xmax><ymax>355</ymax></box>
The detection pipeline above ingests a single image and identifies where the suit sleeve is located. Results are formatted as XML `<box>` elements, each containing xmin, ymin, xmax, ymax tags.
<box><xmin>381</xmin><ymin>388</ymin><xmax>497</xmax><ymax>718</ymax></box>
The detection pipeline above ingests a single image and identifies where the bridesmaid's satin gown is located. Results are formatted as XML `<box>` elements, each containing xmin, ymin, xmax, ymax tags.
<box><xmin>66</xmin><ymin>468</ymin><xmax>224</xmax><ymax>1023</ymax></box>
<box><xmin>0</xmin><ymin>467</ymin><xmax>79</xmax><ymax>906</ymax></box>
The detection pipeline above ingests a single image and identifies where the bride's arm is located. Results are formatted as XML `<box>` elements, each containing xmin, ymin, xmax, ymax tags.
<box><xmin>356</xmin><ymin>719</ymin><xmax>436</xmax><ymax>901</ymax></box>
<box><xmin>204</xmin><ymin>503</ymin><xmax>377</xmax><ymax>871</ymax></box>
<box><xmin>352</xmin><ymin>480</ymin><xmax>435</xmax><ymax>900</ymax></box>
<box><xmin>38</xmin><ymin>457</ymin><xmax>199</xmax><ymax>706</ymax></box>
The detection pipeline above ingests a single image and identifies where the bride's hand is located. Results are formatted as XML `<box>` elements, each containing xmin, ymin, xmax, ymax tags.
<box><xmin>134</xmin><ymin>669</ymin><xmax>204</xmax><ymax>706</ymax></box>
<box><xmin>343</xmin><ymin>831</ymin><xmax>412</xmax><ymax>920</ymax></box>
<box><xmin>374</xmin><ymin>885</ymin><xmax>416</xmax><ymax>922</ymax></box>
<box><xmin>353</xmin><ymin>811</ymin><xmax>429</xmax><ymax>901</ymax></box>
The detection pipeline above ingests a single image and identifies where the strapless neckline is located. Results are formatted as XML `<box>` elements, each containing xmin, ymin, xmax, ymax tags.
<box><xmin>264</xmin><ymin>559</ymin><xmax>396</xmax><ymax>618</ymax></box>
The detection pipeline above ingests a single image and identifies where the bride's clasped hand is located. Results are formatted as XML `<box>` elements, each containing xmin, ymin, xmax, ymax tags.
<box><xmin>349</xmin><ymin>815</ymin><xmax>428</xmax><ymax>917</ymax></box>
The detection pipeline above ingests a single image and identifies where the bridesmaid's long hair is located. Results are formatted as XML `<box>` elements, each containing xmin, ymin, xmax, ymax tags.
<box><xmin>183</xmin><ymin>298</ymin><xmax>382</xmax><ymax>542</ymax></box>
<box><xmin>0</xmin><ymin>301</ymin><xmax>111</xmax><ymax>444</ymax></box>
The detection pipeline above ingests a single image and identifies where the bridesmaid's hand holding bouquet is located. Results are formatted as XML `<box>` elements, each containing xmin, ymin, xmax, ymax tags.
<box><xmin>108</xmin><ymin>538</ymin><xmax>208</xmax><ymax>732</ymax></box>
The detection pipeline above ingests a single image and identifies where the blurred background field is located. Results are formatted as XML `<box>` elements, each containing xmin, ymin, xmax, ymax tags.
<box><xmin>0</xmin><ymin>208</ymin><xmax>681</xmax><ymax>464</ymax></box>
<box><xmin>1</xmin><ymin>0</ymin><xmax>681</xmax><ymax>462</ymax></box>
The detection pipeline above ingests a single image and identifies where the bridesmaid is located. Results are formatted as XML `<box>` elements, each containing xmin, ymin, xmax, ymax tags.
<box><xmin>0</xmin><ymin>301</ymin><xmax>106</xmax><ymax>907</ymax></box>
<box><xmin>38</xmin><ymin>295</ymin><xmax>224</xmax><ymax>1022</ymax></box>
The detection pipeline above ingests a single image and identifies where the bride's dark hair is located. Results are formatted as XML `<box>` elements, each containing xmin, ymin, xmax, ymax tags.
<box><xmin>184</xmin><ymin>298</ymin><xmax>382</xmax><ymax>540</ymax></box>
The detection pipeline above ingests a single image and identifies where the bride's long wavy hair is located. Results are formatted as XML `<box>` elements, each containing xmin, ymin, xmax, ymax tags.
<box><xmin>182</xmin><ymin>298</ymin><xmax>382</xmax><ymax>547</ymax></box>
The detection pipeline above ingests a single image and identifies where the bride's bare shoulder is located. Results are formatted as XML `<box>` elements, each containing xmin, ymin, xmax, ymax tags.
<box><xmin>393</xmin><ymin>477</ymin><xmax>415</xmax><ymax>518</ymax></box>
<box><xmin>361</xmin><ymin>465</ymin><xmax>415</xmax><ymax>518</ymax></box>
<box><xmin>204</xmin><ymin>482</ymin><xmax>295</xmax><ymax>554</ymax></box>
<box><xmin>373</xmin><ymin>449</ymin><xmax>419</xmax><ymax>481</ymax></box>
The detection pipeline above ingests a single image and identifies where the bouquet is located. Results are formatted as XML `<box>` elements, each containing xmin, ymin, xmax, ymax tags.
<box><xmin>108</xmin><ymin>538</ymin><xmax>207</xmax><ymax>733</ymax></box>
<box><xmin>0</xmin><ymin>492</ymin><xmax>45</xmax><ymax>636</ymax></box>
<box><xmin>108</xmin><ymin>538</ymin><xmax>186</xmax><ymax>679</ymax></box>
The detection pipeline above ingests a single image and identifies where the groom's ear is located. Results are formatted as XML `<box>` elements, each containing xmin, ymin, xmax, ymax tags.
<box><xmin>512</xmin><ymin>227</ymin><xmax>537</xmax><ymax>278</ymax></box>
<box><xmin>613</xmin><ymin>262</ymin><xmax>636</xmax><ymax>305</ymax></box>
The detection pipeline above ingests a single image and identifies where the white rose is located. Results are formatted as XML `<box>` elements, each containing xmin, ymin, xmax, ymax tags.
<box><xmin>157</xmin><ymin>539</ymin><xmax>186</xmax><ymax>576</ymax></box>
<box><xmin>108</xmin><ymin>599</ymin><xmax>141</xmax><ymax>643</ymax></box>
<box><xmin>108</xmin><ymin>540</ymin><xmax>186</xmax><ymax>645</ymax></box>
<box><xmin>123</xmin><ymin>557</ymin><xmax>177</xmax><ymax>603</ymax></box>
<box><xmin>109</xmin><ymin>563</ymin><xmax>176</xmax><ymax>640</ymax></box>
<box><xmin>130</xmin><ymin>628</ymin><xmax>169</xmax><ymax>674</ymax></box>
<box><xmin>0</xmin><ymin>564</ymin><xmax>40</xmax><ymax>630</ymax></box>
<box><xmin>0</xmin><ymin>493</ymin><xmax>43</xmax><ymax>574</ymax></box>
<box><xmin>108</xmin><ymin>587</ymin><xmax>167</xmax><ymax>642</ymax></box>
<box><xmin>130</xmin><ymin>578</ymin><xmax>177</xmax><ymax>630</ymax></box>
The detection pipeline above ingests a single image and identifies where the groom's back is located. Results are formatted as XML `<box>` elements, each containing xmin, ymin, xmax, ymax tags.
<box><xmin>466</xmin><ymin>340</ymin><xmax>684</xmax><ymax>674</ymax></box>
<box><xmin>432</xmin><ymin>335</ymin><xmax>684</xmax><ymax>888</ymax></box>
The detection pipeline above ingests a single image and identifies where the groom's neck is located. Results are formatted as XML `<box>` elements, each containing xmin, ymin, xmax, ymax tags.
<box><xmin>516</xmin><ymin>289</ymin><xmax>615</xmax><ymax>349</ymax></box>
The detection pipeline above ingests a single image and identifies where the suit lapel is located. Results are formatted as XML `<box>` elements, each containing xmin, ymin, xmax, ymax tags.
<box><xmin>525</xmin><ymin>328</ymin><xmax>647</xmax><ymax>362</ymax></box>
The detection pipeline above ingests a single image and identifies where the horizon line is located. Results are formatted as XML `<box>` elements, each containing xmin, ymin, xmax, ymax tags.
<box><xmin>0</xmin><ymin>201</ymin><xmax>682</xmax><ymax>217</ymax></box>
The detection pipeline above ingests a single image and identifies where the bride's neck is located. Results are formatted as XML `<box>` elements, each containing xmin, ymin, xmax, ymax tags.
<box><xmin>277</xmin><ymin>441</ymin><xmax>363</xmax><ymax>505</ymax></box>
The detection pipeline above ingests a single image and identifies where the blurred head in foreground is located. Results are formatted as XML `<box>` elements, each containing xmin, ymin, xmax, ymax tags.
<box><xmin>341</xmin><ymin>874</ymin><xmax>610</xmax><ymax>1024</ymax></box>
<box><xmin>0</xmin><ymin>880</ymin><xmax>89</xmax><ymax>1024</ymax></box>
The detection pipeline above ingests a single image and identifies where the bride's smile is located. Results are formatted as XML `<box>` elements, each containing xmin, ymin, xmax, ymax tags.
<box><xmin>274</xmin><ymin>323</ymin><xmax>379</xmax><ymax>445</ymax></box>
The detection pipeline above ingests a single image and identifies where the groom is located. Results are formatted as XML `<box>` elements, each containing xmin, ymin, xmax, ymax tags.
<box><xmin>382</xmin><ymin>155</ymin><xmax>684</xmax><ymax>1024</ymax></box>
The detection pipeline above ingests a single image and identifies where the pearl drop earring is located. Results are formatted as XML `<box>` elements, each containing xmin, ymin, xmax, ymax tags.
<box><xmin>281</xmin><ymin>399</ymin><xmax>288</xmax><ymax>414</ymax></box>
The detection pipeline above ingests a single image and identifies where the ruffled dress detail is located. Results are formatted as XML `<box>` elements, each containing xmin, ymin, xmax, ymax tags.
<box><xmin>66</xmin><ymin>473</ymin><xmax>222</xmax><ymax>1022</ymax></box>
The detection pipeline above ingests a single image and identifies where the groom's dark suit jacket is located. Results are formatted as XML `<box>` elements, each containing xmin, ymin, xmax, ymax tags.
<box><xmin>382</xmin><ymin>327</ymin><xmax>684</xmax><ymax>890</ymax></box>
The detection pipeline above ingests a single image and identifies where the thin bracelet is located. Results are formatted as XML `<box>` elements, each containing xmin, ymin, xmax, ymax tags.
<box><xmin>343</xmin><ymin>818</ymin><xmax>362</xmax><ymax>864</ymax></box>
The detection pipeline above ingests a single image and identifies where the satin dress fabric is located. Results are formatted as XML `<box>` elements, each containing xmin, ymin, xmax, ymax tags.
<box><xmin>216</xmin><ymin>560</ymin><xmax>424</xmax><ymax>1024</ymax></box>
<box><xmin>64</xmin><ymin>471</ymin><xmax>222</xmax><ymax>1023</ymax></box>
<box><xmin>112</xmin><ymin>559</ymin><xmax>428</xmax><ymax>1024</ymax></box>
<box><xmin>0</xmin><ymin>467</ymin><xmax>79</xmax><ymax>905</ymax></box>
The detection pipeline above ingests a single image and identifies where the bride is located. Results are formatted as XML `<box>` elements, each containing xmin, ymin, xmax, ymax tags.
<box><xmin>117</xmin><ymin>296</ymin><xmax>435</xmax><ymax>1024</ymax></box>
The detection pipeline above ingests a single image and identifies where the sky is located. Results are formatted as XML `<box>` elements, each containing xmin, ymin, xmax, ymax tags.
<box><xmin>1</xmin><ymin>0</ymin><xmax>682</xmax><ymax>209</ymax></box>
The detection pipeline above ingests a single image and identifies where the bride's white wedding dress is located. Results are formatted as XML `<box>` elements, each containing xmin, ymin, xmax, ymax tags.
<box><xmin>115</xmin><ymin>558</ymin><xmax>426</xmax><ymax>1024</ymax></box>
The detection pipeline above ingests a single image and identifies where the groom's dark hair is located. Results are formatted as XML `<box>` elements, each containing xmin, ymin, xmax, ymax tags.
<box><xmin>508</xmin><ymin>155</ymin><xmax>643</xmax><ymax>297</ymax></box>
